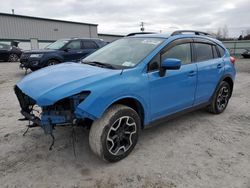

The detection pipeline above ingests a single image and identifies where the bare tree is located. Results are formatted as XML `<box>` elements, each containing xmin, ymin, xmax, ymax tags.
<box><xmin>246</xmin><ymin>29</ymin><xmax>250</xmax><ymax>35</ymax></box>
<box><xmin>243</xmin><ymin>28</ymin><xmax>250</xmax><ymax>40</ymax></box>
<box><xmin>216</xmin><ymin>27</ymin><xmax>223</xmax><ymax>39</ymax></box>
<box><xmin>222</xmin><ymin>25</ymin><xmax>229</xmax><ymax>39</ymax></box>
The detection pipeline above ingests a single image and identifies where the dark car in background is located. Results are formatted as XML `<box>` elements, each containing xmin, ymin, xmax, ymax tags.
<box><xmin>241</xmin><ymin>49</ymin><xmax>250</xmax><ymax>58</ymax></box>
<box><xmin>0</xmin><ymin>43</ymin><xmax>22</xmax><ymax>62</ymax></box>
<box><xmin>20</xmin><ymin>38</ymin><xmax>107</xmax><ymax>71</ymax></box>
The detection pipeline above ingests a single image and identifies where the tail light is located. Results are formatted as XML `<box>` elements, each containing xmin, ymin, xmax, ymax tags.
<box><xmin>230</xmin><ymin>56</ymin><xmax>236</xmax><ymax>66</ymax></box>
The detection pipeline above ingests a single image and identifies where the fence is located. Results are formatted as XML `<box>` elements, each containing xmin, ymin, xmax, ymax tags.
<box><xmin>222</xmin><ymin>40</ymin><xmax>250</xmax><ymax>57</ymax></box>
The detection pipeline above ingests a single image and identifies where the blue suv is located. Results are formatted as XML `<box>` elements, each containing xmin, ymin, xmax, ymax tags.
<box><xmin>20</xmin><ymin>38</ymin><xmax>106</xmax><ymax>71</ymax></box>
<box><xmin>14</xmin><ymin>30</ymin><xmax>236</xmax><ymax>162</ymax></box>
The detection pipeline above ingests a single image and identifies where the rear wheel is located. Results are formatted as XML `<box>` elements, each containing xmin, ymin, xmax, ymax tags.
<box><xmin>8</xmin><ymin>53</ymin><xmax>19</xmax><ymax>62</ymax></box>
<box><xmin>207</xmin><ymin>81</ymin><xmax>231</xmax><ymax>114</ymax></box>
<box><xmin>89</xmin><ymin>104</ymin><xmax>140</xmax><ymax>162</ymax></box>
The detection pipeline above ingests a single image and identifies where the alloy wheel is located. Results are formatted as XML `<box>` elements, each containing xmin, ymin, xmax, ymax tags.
<box><xmin>217</xmin><ymin>86</ymin><xmax>230</xmax><ymax>111</ymax></box>
<box><xmin>106</xmin><ymin>116</ymin><xmax>137</xmax><ymax>156</ymax></box>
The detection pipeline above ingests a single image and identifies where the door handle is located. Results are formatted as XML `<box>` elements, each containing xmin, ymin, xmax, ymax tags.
<box><xmin>188</xmin><ymin>70</ymin><xmax>196</xmax><ymax>77</ymax></box>
<box><xmin>217</xmin><ymin>63</ymin><xmax>223</xmax><ymax>69</ymax></box>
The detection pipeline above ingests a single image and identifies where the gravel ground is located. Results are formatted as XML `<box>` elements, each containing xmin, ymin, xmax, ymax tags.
<box><xmin>0</xmin><ymin>59</ymin><xmax>250</xmax><ymax>188</ymax></box>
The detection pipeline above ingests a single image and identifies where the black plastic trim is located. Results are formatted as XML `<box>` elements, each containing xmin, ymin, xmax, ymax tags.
<box><xmin>147</xmin><ymin>101</ymin><xmax>210</xmax><ymax>128</ymax></box>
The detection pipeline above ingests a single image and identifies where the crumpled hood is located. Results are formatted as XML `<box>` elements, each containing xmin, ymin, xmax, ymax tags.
<box><xmin>17</xmin><ymin>62</ymin><xmax>121</xmax><ymax>106</ymax></box>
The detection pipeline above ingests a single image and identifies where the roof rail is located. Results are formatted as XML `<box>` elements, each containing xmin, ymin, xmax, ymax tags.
<box><xmin>126</xmin><ymin>32</ymin><xmax>157</xmax><ymax>36</ymax></box>
<box><xmin>171</xmin><ymin>30</ymin><xmax>214</xmax><ymax>37</ymax></box>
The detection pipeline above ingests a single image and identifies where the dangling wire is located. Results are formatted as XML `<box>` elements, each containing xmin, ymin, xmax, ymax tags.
<box><xmin>23</xmin><ymin>119</ymin><xmax>30</xmax><ymax>136</ymax></box>
<box><xmin>71</xmin><ymin>126</ymin><xmax>77</xmax><ymax>157</ymax></box>
<box><xmin>22</xmin><ymin>105</ymin><xmax>34</xmax><ymax>136</ymax></box>
<box><xmin>49</xmin><ymin>133</ymin><xmax>55</xmax><ymax>150</ymax></box>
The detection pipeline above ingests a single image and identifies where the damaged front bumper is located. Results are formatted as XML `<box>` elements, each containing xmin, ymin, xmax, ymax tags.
<box><xmin>14</xmin><ymin>85</ymin><xmax>91</xmax><ymax>134</ymax></box>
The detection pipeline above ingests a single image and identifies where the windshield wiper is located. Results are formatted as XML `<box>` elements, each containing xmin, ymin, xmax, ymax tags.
<box><xmin>82</xmin><ymin>61</ymin><xmax>117</xmax><ymax>69</ymax></box>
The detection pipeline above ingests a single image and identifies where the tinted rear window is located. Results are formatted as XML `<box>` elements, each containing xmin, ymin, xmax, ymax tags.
<box><xmin>84</xmin><ymin>41</ymin><xmax>98</xmax><ymax>49</ymax></box>
<box><xmin>194</xmin><ymin>43</ymin><xmax>213</xmax><ymax>62</ymax></box>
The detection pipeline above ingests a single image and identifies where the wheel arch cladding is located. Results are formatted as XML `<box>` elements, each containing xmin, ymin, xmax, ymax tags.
<box><xmin>223</xmin><ymin>77</ymin><xmax>234</xmax><ymax>97</ymax></box>
<box><xmin>48</xmin><ymin>58</ymin><xmax>61</xmax><ymax>63</ymax></box>
<box><xmin>109</xmin><ymin>98</ymin><xmax>145</xmax><ymax>129</ymax></box>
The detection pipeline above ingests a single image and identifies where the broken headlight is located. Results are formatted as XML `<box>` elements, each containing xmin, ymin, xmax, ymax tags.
<box><xmin>41</xmin><ymin>91</ymin><xmax>91</xmax><ymax>124</ymax></box>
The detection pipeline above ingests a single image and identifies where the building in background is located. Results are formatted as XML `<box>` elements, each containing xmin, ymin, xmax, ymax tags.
<box><xmin>0</xmin><ymin>13</ymin><xmax>123</xmax><ymax>50</ymax></box>
<box><xmin>98</xmin><ymin>33</ymin><xmax>124</xmax><ymax>43</ymax></box>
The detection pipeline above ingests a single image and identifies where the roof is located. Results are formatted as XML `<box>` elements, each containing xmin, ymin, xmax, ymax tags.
<box><xmin>0</xmin><ymin>12</ymin><xmax>98</xmax><ymax>26</ymax></box>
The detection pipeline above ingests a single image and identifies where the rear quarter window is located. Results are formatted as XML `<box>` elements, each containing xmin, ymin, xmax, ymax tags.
<box><xmin>218</xmin><ymin>46</ymin><xmax>225</xmax><ymax>57</ymax></box>
<box><xmin>194</xmin><ymin>43</ymin><xmax>213</xmax><ymax>62</ymax></box>
<box><xmin>212</xmin><ymin>46</ymin><xmax>220</xmax><ymax>58</ymax></box>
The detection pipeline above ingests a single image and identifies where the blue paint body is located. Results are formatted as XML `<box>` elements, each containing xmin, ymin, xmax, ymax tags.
<box><xmin>16</xmin><ymin>34</ymin><xmax>236</xmax><ymax>133</ymax></box>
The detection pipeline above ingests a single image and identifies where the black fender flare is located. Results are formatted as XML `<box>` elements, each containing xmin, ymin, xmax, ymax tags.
<box><xmin>210</xmin><ymin>74</ymin><xmax>234</xmax><ymax>102</ymax></box>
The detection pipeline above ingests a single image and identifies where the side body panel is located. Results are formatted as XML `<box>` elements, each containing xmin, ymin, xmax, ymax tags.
<box><xmin>194</xmin><ymin>58</ymin><xmax>225</xmax><ymax>104</ymax></box>
<box><xmin>194</xmin><ymin>39</ymin><xmax>235</xmax><ymax>105</ymax></box>
<box><xmin>148</xmin><ymin>64</ymin><xmax>197</xmax><ymax>121</ymax></box>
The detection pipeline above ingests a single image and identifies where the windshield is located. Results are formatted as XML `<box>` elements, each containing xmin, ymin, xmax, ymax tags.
<box><xmin>45</xmin><ymin>40</ymin><xmax>69</xmax><ymax>50</ymax></box>
<box><xmin>0</xmin><ymin>43</ymin><xmax>11</xmax><ymax>50</ymax></box>
<box><xmin>83</xmin><ymin>37</ymin><xmax>164</xmax><ymax>68</ymax></box>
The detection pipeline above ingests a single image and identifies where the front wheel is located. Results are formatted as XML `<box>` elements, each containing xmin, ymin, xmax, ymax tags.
<box><xmin>207</xmin><ymin>81</ymin><xmax>231</xmax><ymax>114</ymax></box>
<box><xmin>47</xmin><ymin>59</ymin><xmax>60</xmax><ymax>66</ymax></box>
<box><xmin>30</xmin><ymin>67</ymin><xmax>39</xmax><ymax>72</ymax></box>
<box><xmin>89</xmin><ymin>104</ymin><xmax>141</xmax><ymax>162</ymax></box>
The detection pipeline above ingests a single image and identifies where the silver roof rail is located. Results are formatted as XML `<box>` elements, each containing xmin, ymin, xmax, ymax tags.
<box><xmin>171</xmin><ymin>30</ymin><xmax>214</xmax><ymax>37</ymax></box>
<box><xmin>126</xmin><ymin>32</ymin><xmax>157</xmax><ymax>36</ymax></box>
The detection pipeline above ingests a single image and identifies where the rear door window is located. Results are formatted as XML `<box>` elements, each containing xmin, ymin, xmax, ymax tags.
<box><xmin>194</xmin><ymin>43</ymin><xmax>213</xmax><ymax>62</ymax></box>
<box><xmin>83</xmin><ymin>41</ymin><xmax>98</xmax><ymax>49</ymax></box>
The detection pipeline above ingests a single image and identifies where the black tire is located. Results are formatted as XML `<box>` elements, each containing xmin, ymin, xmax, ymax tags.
<box><xmin>207</xmin><ymin>81</ymin><xmax>231</xmax><ymax>114</ymax></box>
<box><xmin>89</xmin><ymin>104</ymin><xmax>141</xmax><ymax>162</ymax></box>
<box><xmin>47</xmin><ymin>59</ymin><xmax>60</xmax><ymax>66</ymax></box>
<box><xmin>8</xmin><ymin>53</ymin><xmax>19</xmax><ymax>62</ymax></box>
<box><xmin>30</xmin><ymin>67</ymin><xmax>38</xmax><ymax>72</ymax></box>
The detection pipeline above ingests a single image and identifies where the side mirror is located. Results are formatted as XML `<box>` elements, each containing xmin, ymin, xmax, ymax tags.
<box><xmin>160</xmin><ymin>58</ymin><xmax>181</xmax><ymax>77</ymax></box>
<box><xmin>64</xmin><ymin>48</ymin><xmax>71</xmax><ymax>52</ymax></box>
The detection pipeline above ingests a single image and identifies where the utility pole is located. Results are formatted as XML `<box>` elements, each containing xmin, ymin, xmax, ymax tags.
<box><xmin>140</xmin><ymin>22</ymin><xmax>145</xmax><ymax>32</ymax></box>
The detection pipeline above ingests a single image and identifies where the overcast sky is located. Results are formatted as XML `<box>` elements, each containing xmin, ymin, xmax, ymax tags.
<box><xmin>0</xmin><ymin>0</ymin><xmax>249</xmax><ymax>37</ymax></box>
